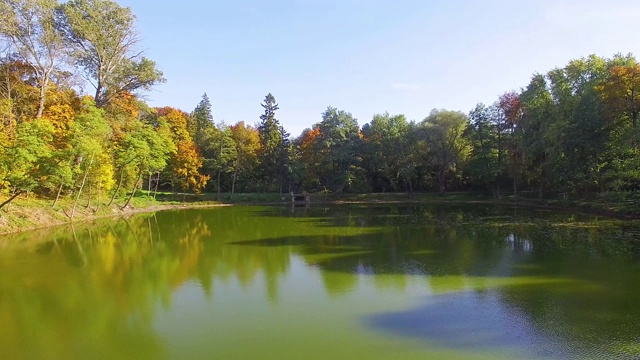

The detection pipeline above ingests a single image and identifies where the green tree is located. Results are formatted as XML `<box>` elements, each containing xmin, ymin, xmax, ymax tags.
<box><xmin>316</xmin><ymin>106</ymin><xmax>366</xmax><ymax>192</ymax></box>
<box><xmin>60</xmin><ymin>0</ymin><xmax>164</xmax><ymax>107</ymax></box>
<box><xmin>257</xmin><ymin>93</ymin><xmax>288</xmax><ymax>192</ymax></box>
<box><xmin>121</xmin><ymin>121</ymin><xmax>175</xmax><ymax>208</ymax></box>
<box><xmin>67</xmin><ymin>97</ymin><xmax>111</xmax><ymax>217</ymax></box>
<box><xmin>519</xmin><ymin>74</ymin><xmax>554</xmax><ymax>197</ymax></box>
<box><xmin>201</xmin><ymin>124</ymin><xmax>236</xmax><ymax>196</ymax></box>
<box><xmin>421</xmin><ymin>109</ymin><xmax>471</xmax><ymax>194</ymax></box>
<box><xmin>0</xmin><ymin>117</ymin><xmax>54</xmax><ymax>209</ymax></box>
<box><xmin>190</xmin><ymin>93</ymin><xmax>214</xmax><ymax>150</ymax></box>
<box><xmin>464</xmin><ymin>103</ymin><xmax>499</xmax><ymax>195</ymax></box>
<box><xmin>362</xmin><ymin>113</ymin><xmax>418</xmax><ymax>195</ymax></box>
<box><xmin>546</xmin><ymin>55</ymin><xmax>610</xmax><ymax>194</ymax></box>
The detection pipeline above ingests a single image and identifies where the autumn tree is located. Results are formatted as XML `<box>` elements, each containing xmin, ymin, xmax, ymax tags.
<box><xmin>293</xmin><ymin>127</ymin><xmax>322</xmax><ymax>191</ymax></box>
<box><xmin>600</xmin><ymin>63</ymin><xmax>640</xmax><ymax>128</ymax></box>
<box><xmin>0</xmin><ymin>0</ymin><xmax>68</xmax><ymax>119</ymax></box>
<box><xmin>228</xmin><ymin>121</ymin><xmax>259</xmax><ymax>198</ymax></box>
<box><xmin>156</xmin><ymin>107</ymin><xmax>208</xmax><ymax>195</ymax></box>
<box><xmin>0</xmin><ymin>58</ymin><xmax>40</xmax><ymax>122</ymax></box>
<box><xmin>498</xmin><ymin>91</ymin><xmax>523</xmax><ymax>196</ymax></box>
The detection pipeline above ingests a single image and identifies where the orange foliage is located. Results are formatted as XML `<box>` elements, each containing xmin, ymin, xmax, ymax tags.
<box><xmin>297</xmin><ymin>127</ymin><xmax>322</xmax><ymax>187</ymax></box>
<box><xmin>108</xmin><ymin>92</ymin><xmax>139</xmax><ymax>119</ymax></box>
<box><xmin>298</xmin><ymin>127</ymin><xmax>320</xmax><ymax>155</ymax></box>
<box><xmin>158</xmin><ymin>106</ymin><xmax>209</xmax><ymax>193</ymax></box>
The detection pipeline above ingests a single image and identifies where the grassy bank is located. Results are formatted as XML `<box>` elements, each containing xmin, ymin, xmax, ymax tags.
<box><xmin>0</xmin><ymin>192</ymin><xmax>224</xmax><ymax>235</ymax></box>
<box><xmin>2</xmin><ymin>190</ymin><xmax>639</xmax><ymax>236</ymax></box>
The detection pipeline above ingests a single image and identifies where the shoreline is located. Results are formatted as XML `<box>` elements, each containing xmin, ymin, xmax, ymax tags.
<box><xmin>1</xmin><ymin>192</ymin><xmax>637</xmax><ymax>236</ymax></box>
<box><xmin>0</xmin><ymin>201</ymin><xmax>231</xmax><ymax>236</ymax></box>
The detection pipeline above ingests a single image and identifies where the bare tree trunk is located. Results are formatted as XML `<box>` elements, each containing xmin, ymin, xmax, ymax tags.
<box><xmin>94</xmin><ymin>187</ymin><xmax>101</xmax><ymax>213</ymax></box>
<box><xmin>153</xmin><ymin>214</ymin><xmax>161</xmax><ymax>242</ymax></box>
<box><xmin>85</xmin><ymin>183</ymin><xmax>93</xmax><ymax>208</ymax></box>
<box><xmin>53</xmin><ymin>182</ymin><xmax>64</xmax><ymax>207</ymax></box>
<box><xmin>36</xmin><ymin>71</ymin><xmax>51</xmax><ymax>119</ymax></box>
<box><xmin>438</xmin><ymin>169</ymin><xmax>446</xmax><ymax>194</ymax></box>
<box><xmin>94</xmin><ymin>81</ymin><xmax>103</xmax><ymax>108</ymax></box>
<box><xmin>71</xmin><ymin>157</ymin><xmax>93</xmax><ymax>219</ymax></box>
<box><xmin>231</xmin><ymin>170</ymin><xmax>237</xmax><ymax>200</ymax></box>
<box><xmin>217</xmin><ymin>169</ymin><xmax>221</xmax><ymax>201</ymax></box>
<box><xmin>147</xmin><ymin>173</ymin><xmax>152</xmax><ymax>202</ymax></box>
<box><xmin>108</xmin><ymin>166</ymin><xmax>126</xmax><ymax>206</ymax></box>
<box><xmin>153</xmin><ymin>172</ymin><xmax>160</xmax><ymax>199</ymax></box>
<box><xmin>0</xmin><ymin>190</ymin><xmax>23</xmax><ymax>211</ymax></box>
<box><xmin>147</xmin><ymin>215</ymin><xmax>153</xmax><ymax>244</ymax></box>
<box><xmin>122</xmin><ymin>170</ymin><xmax>142</xmax><ymax>209</ymax></box>
<box><xmin>538</xmin><ymin>182</ymin><xmax>544</xmax><ymax>199</ymax></box>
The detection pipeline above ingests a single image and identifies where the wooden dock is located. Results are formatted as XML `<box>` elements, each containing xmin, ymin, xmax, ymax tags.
<box><xmin>289</xmin><ymin>193</ymin><xmax>310</xmax><ymax>204</ymax></box>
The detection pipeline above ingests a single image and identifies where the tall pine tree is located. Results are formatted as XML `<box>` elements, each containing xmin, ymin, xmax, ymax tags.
<box><xmin>257</xmin><ymin>93</ymin><xmax>289</xmax><ymax>192</ymax></box>
<box><xmin>190</xmin><ymin>93</ymin><xmax>214</xmax><ymax>150</ymax></box>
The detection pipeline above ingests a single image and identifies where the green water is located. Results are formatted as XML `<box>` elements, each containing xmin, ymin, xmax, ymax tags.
<box><xmin>1</xmin><ymin>204</ymin><xmax>640</xmax><ymax>360</ymax></box>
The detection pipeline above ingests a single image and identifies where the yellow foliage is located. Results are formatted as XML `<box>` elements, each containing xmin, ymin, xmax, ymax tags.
<box><xmin>91</xmin><ymin>152</ymin><xmax>116</xmax><ymax>193</ymax></box>
<box><xmin>155</xmin><ymin>107</ymin><xmax>191</xmax><ymax>142</ymax></box>
<box><xmin>43</xmin><ymin>103</ymin><xmax>76</xmax><ymax>146</ymax></box>
<box><xmin>171</xmin><ymin>140</ymin><xmax>209</xmax><ymax>194</ymax></box>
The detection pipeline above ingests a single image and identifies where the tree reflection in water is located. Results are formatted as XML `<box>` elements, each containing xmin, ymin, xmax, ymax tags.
<box><xmin>0</xmin><ymin>204</ymin><xmax>639</xmax><ymax>359</ymax></box>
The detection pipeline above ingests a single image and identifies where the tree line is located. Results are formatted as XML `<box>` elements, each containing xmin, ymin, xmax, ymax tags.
<box><xmin>1</xmin><ymin>0</ymin><xmax>640</xmax><ymax>212</ymax></box>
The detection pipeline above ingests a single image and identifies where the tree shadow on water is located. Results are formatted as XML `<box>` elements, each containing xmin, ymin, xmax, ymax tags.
<box><xmin>228</xmin><ymin>225</ymin><xmax>531</xmax><ymax>278</ymax></box>
<box><xmin>363</xmin><ymin>291</ymin><xmax>573</xmax><ymax>359</ymax></box>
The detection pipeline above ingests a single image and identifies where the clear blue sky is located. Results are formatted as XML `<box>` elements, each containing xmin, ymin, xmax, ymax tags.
<box><xmin>117</xmin><ymin>0</ymin><xmax>640</xmax><ymax>137</ymax></box>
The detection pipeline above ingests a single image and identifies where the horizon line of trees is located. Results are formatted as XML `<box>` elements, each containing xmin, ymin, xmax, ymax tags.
<box><xmin>2</xmin><ymin>1</ymin><xmax>640</xmax><ymax>213</ymax></box>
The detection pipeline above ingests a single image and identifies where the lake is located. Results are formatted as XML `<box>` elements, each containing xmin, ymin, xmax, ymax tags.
<box><xmin>1</xmin><ymin>204</ymin><xmax>640</xmax><ymax>359</ymax></box>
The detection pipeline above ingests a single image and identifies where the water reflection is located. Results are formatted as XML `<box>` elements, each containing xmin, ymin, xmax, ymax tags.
<box><xmin>0</xmin><ymin>205</ymin><xmax>639</xmax><ymax>359</ymax></box>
